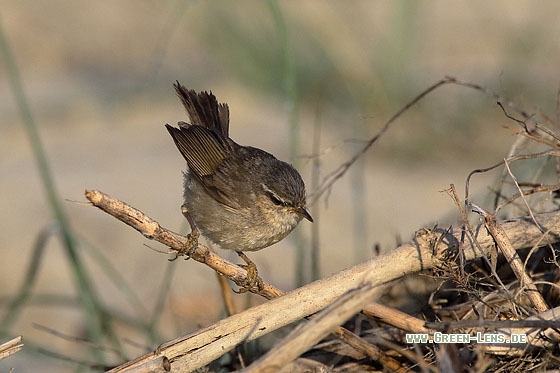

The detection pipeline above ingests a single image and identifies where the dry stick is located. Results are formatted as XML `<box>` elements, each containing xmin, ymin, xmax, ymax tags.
<box><xmin>376</xmin><ymin>338</ymin><xmax>440</xmax><ymax>373</ymax></box>
<box><xmin>470</xmin><ymin>203</ymin><xmax>549</xmax><ymax>313</ymax></box>
<box><xmin>85</xmin><ymin>189</ymin><xmax>283</xmax><ymax>300</ymax></box>
<box><xmin>497</xmin><ymin>101</ymin><xmax>560</xmax><ymax>147</ymax></box>
<box><xmin>485</xmin><ymin>306</ymin><xmax>560</xmax><ymax>356</ymax></box>
<box><xmin>86</xmin><ymin>190</ymin><xmax>560</xmax><ymax>372</ymax></box>
<box><xmin>465</xmin><ymin>150</ymin><xmax>560</xmax><ymax>208</ymax></box>
<box><xmin>0</xmin><ymin>335</ymin><xmax>23</xmax><ymax>361</ymax></box>
<box><xmin>362</xmin><ymin>303</ymin><xmax>434</xmax><ymax>334</ymax></box>
<box><xmin>216</xmin><ymin>272</ymin><xmax>237</xmax><ymax>316</ymax></box>
<box><xmin>496</xmin><ymin>184</ymin><xmax>560</xmax><ymax>213</ymax></box>
<box><xmin>332</xmin><ymin>327</ymin><xmax>406</xmax><ymax>371</ymax></box>
<box><xmin>426</xmin><ymin>307</ymin><xmax>560</xmax><ymax>356</ymax></box>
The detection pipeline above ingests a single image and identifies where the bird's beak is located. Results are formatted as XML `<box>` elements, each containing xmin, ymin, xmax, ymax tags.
<box><xmin>297</xmin><ymin>207</ymin><xmax>314</xmax><ymax>222</ymax></box>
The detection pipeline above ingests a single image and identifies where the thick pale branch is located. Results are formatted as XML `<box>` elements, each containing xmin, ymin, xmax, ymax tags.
<box><xmin>0</xmin><ymin>336</ymin><xmax>23</xmax><ymax>361</ymax></box>
<box><xmin>242</xmin><ymin>284</ymin><xmax>406</xmax><ymax>373</ymax></box>
<box><xmin>86</xmin><ymin>186</ymin><xmax>560</xmax><ymax>372</ymax></box>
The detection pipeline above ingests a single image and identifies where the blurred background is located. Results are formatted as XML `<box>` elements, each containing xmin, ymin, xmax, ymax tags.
<box><xmin>2</xmin><ymin>1</ymin><xmax>560</xmax><ymax>371</ymax></box>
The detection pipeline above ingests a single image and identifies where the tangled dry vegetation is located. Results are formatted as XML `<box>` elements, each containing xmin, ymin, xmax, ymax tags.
<box><xmin>79</xmin><ymin>79</ymin><xmax>560</xmax><ymax>371</ymax></box>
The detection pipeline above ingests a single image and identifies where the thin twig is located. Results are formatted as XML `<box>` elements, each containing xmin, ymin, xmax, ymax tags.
<box><xmin>85</xmin><ymin>189</ymin><xmax>283</xmax><ymax>299</ymax></box>
<box><xmin>470</xmin><ymin>203</ymin><xmax>549</xmax><ymax>313</ymax></box>
<box><xmin>503</xmin><ymin>158</ymin><xmax>542</xmax><ymax>231</ymax></box>
<box><xmin>466</xmin><ymin>150</ymin><xmax>560</xmax><ymax>205</ymax></box>
<box><xmin>310</xmin><ymin>77</ymin><xmax>458</xmax><ymax>204</ymax></box>
<box><xmin>311</xmin><ymin>76</ymin><xmax>551</xmax><ymax>205</ymax></box>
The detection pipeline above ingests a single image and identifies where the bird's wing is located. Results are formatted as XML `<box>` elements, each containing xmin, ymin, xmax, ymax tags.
<box><xmin>165</xmin><ymin>124</ymin><xmax>241</xmax><ymax>209</ymax></box>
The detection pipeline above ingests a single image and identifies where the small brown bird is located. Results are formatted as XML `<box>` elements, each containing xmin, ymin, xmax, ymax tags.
<box><xmin>165</xmin><ymin>82</ymin><xmax>312</xmax><ymax>288</ymax></box>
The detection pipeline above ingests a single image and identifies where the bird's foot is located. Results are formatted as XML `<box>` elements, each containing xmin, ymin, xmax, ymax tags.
<box><xmin>234</xmin><ymin>251</ymin><xmax>264</xmax><ymax>293</ymax></box>
<box><xmin>169</xmin><ymin>205</ymin><xmax>200</xmax><ymax>261</ymax></box>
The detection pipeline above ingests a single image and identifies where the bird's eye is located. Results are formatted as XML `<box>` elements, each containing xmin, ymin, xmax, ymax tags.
<box><xmin>263</xmin><ymin>184</ymin><xmax>292</xmax><ymax>207</ymax></box>
<box><xmin>268</xmin><ymin>193</ymin><xmax>285</xmax><ymax>206</ymax></box>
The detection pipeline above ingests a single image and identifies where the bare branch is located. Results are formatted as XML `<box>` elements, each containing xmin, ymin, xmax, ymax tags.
<box><xmin>84</xmin><ymin>189</ymin><xmax>284</xmax><ymax>299</ymax></box>
<box><xmin>311</xmin><ymin>76</ymin><xmax>548</xmax><ymax>206</ymax></box>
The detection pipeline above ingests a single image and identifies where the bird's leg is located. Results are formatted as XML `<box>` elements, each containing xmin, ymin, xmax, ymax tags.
<box><xmin>234</xmin><ymin>251</ymin><xmax>264</xmax><ymax>293</ymax></box>
<box><xmin>169</xmin><ymin>204</ymin><xmax>200</xmax><ymax>261</ymax></box>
